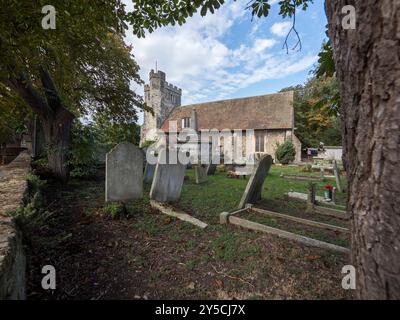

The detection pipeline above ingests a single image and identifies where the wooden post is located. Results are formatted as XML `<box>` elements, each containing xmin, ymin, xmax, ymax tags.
<box><xmin>333</xmin><ymin>160</ymin><xmax>342</xmax><ymax>192</ymax></box>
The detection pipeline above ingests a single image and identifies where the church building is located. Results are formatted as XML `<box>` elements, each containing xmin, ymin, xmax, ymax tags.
<box><xmin>140</xmin><ymin>70</ymin><xmax>301</xmax><ymax>163</ymax></box>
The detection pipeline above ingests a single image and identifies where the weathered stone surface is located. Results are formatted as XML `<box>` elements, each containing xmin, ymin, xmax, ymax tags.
<box><xmin>238</xmin><ymin>154</ymin><xmax>273</xmax><ymax>209</ymax></box>
<box><xmin>333</xmin><ymin>160</ymin><xmax>342</xmax><ymax>192</ymax></box>
<box><xmin>150</xmin><ymin>149</ymin><xmax>186</xmax><ymax>203</ymax></box>
<box><xmin>150</xmin><ymin>200</ymin><xmax>207</xmax><ymax>229</ymax></box>
<box><xmin>106</xmin><ymin>142</ymin><xmax>143</xmax><ymax>202</ymax></box>
<box><xmin>0</xmin><ymin>151</ymin><xmax>29</xmax><ymax>300</ymax></box>
<box><xmin>143</xmin><ymin>162</ymin><xmax>156</xmax><ymax>184</ymax></box>
<box><xmin>228</xmin><ymin>216</ymin><xmax>349</xmax><ymax>254</ymax></box>
<box><xmin>194</xmin><ymin>164</ymin><xmax>208</xmax><ymax>184</ymax></box>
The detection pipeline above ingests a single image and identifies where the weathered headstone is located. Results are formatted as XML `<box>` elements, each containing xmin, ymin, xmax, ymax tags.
<box><xmin>332</xmin><ymin>187</ymin><xmax>337</xmax><ymax>204</ymax></box>
<box><xmin>150</xmin><ymin>149</ymin><xmax>186</xmax><ymax>202</ymax></box>
<box><xmin>106</xmin><ymin>142</ymin><xmax>143</xmax><ymax>202</ymax></box>
<box><xmin>238</xmin><ymin>154</ymin><xmax>273</xmax><ymax>209</ymax></box>
<box><xmin>194</xmin><ymin>164</ymin><xmax>208</xmax><ymax>184</ymax></box>
<box><xmin>307</xmin><ymin>182</ymin><xmax>316</xmax><ymax>213</ymax></box>
<box><xmin>333</xmin><ymin>160</ymin><xmax>342</xmax><ymax>192</ymax></box>
<box><xmin>143</xmin><ymin>162</ymin><xmax>156</xmax><ymax>184</ymax></box>
<box><xmin>320</xmin><ymin>167</ymin><xmax>325</xmax><ymax>179</ymax></box>
<box><xmin>206</xmin><ymin>163</ymin><xmax>217</xmax><ymax>175</ymax></box>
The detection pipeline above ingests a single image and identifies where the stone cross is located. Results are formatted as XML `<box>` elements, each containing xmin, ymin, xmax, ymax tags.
<box><xmin>238</xmin><ymin>154</ymin><xmax>273</xmax><ymax>209</ymax></box>
<box><xmin>105</xmin><ymin>142</ymin><xmax>143</xmax><ymax>202</ymax></box>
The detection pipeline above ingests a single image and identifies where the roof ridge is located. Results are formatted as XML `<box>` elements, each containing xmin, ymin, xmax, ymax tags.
<box><xmin>179</xmin><ymin>91</ymin><xmax>293</xmax><ymax>109</ymax></box>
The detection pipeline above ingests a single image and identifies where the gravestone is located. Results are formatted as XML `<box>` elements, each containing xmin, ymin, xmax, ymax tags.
<box><xmin>106</xmin><ymin>142</ymin><xmax>143</xmax><ymax>202</ymax></box>
<box><xmin>206</xmin><ymin>163</ymin><xmax>217</xmax><ymax>175</ymax></box>
<box><xmin>143</xmin><ymin>162</ymin><xmax>156</xmax><ymax>184</ymax></box>
<box><xmin>333</xmin><ymin>160</ymin><xmax>342</xmax><ymax>192</ymax></box>
<box><xmin>307</xmin><ymin>182</ymin><xmax>316</xmax><ymax>213</ymax></box>
<box><xmin>238</xmin><ymin>154</ymin><xmax>273</xmax><ymax>209</ymax></box>
<box><xmin>195</xmin><ymin>164</ymin><xmax>208</xmax><ymax>184</ymax></box>
<box><xmin>150</xmin><ymin>149</ymin><xmax>186</xmax><ymax>203</ymax></box>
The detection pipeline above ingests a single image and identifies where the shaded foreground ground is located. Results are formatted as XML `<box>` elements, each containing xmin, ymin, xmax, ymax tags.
<box><xmin>27</xmin><ymin>167</ymin><xmax>353</xmax><ymax>299</ymax></box>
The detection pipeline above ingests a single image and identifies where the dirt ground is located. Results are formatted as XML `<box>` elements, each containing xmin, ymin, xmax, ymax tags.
<box><xmin>26</xmin><ymin>169</ymin><xmax>353</xmax><ymax>300</ymax></box>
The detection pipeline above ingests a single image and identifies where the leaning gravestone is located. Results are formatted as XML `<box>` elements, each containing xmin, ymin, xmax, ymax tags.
<box><xmin>106</xmin><ymin>142</ymin><xmax>143</xmax><ymax>202</ymax></box>
<box><xmin>238</xmin><ymin>154</ymin><xmax>273</xmax><ymax>209</ymax></box>
<box><xmin>195</xmin><ymin>164</ymin><xmax>208</xmax><ymax>184</ymax></box>
<box><xmin>150</xmin><ymin>149</ymin><xmax>186</xmax><ymax>203</ymax></box>
<box><xmin>143</xmin><ymin>162</ymin><xmax>156</xmax><ymax>184</ymax></box>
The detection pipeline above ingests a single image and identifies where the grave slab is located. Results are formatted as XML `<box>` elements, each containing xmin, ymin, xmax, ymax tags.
<box><xmin>238</xmin><ymin>154</ymin><xmax>273</xmax><ymax>209</ymax></box>
<box><xmin>194</xmin><ymin>164</ymin><xmax>208</xmax><ymax>184</ymax></box>
<box><xmin>143</xmin><ymin>162</ymin><xmax>156</xmax><ymax>184</ymax></box>
<box><xmin>106</xmin><ymin>142</ymin><xmax>143</xmax><ymax>202</ymax></box>
<box><xmin>150</xmin><ymin>149</ymin><xmax>186</xmax><ymax>202</ymax></box>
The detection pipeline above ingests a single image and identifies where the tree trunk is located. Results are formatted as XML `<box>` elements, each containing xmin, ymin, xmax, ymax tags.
<box><xmin>326</xmin><ymin>0</ymin><xmax>400</xmax><ymax>299</ymax></box>
<box><xmin>8</xmin><ymin>68</ymin><xmax>75</xmax><ymax>182</ymax></box>
<box><xmin>42</xmin><ymin>109</ymin><xmax>73</xmax><ymax>182</ymax></box>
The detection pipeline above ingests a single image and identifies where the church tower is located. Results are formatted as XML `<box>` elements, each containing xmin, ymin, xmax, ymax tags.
<box><xmin>140</xmin><ymin>70</ymin><xmax>182</xmax><ymax>145</ymax></box>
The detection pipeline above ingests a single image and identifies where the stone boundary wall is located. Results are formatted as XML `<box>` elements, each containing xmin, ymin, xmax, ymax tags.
<box><xmin>0</xmin><ymin>151</ymin><xmax>30</xmax><ymax>300</ymax></box>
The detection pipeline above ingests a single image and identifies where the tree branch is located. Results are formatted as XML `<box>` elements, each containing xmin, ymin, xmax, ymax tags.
<box><xmin>39</xmin><ymin>67</ymin><xmax>62</xmax><ymax>112</ymax></box>
<box><xmin>7</xmin><ymin>73</ymin><xmax>54</xmax><ymax>119</ymax></box>
<box><xmin>283</xmin><ymin>1</ymin><xmax>302</xmax><ymax>54</ymax></box>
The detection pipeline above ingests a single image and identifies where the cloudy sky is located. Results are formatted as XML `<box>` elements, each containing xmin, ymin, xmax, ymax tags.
<box><xmin>124</xmin><ymin>0</ymin><xmax>328</xmax><ymax>124</ymax></box>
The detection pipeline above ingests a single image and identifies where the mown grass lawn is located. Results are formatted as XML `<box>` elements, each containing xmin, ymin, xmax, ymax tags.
<box><xmin>177</xmin><ymin>165</ymin><xmax>347</xmax><ymax>224</ymax></box>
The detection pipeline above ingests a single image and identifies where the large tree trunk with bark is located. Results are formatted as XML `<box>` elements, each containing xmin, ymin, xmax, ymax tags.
<box><xmin>42</xmin><ymin>109</ymin><xmax>73</xmax><ymax>182</ymax></box>
<box><xmin>8</xmin><ymin>68</ymin><xmax>75</xmax><ymax>182</ymax></box>
<box><xmin>326</xmin><ymin>0</ymin><xmax>400</xmax><ymax>299</ymax></box>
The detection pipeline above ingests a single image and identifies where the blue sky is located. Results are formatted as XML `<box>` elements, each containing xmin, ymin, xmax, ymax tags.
<box><xmin>124</xmin><ymin>0</ymin><xmax>328</xmax><ymax>124</ymax></box>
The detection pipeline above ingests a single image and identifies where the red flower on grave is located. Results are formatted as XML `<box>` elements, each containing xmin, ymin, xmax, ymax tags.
<box><xmin>324</xmin><ymin>185</ymin><xmax>334</xmax><ymax>190</ymax></box>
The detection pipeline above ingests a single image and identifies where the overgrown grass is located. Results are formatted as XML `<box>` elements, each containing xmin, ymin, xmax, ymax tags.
<box><xmin>8</xmin><ymin>172</ymin><xmax>55</xmax><ymax>246</ymax></box>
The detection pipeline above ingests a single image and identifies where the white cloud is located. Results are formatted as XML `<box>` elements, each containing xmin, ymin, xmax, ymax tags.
<box><xmin>270</xmin><ymin>21</ymin><xmax>292</xmax><ymax>37</ymax></box>
<box><xmin>124</xmin><ymin>0</ymin><xmax>317</xmax><ymax>119</ymax></box>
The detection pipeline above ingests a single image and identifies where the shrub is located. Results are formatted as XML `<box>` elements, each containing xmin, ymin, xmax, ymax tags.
<box><xmin>275</xmin><ymin>141</ymin><xmax>296</xmax><ymax>164</ymax></box>
<box><xmin>104</xmin><ymin>202</ymin><xmax>126</xmax><ymax>219</ymax></box>
<box><xmin>141</xmin><ymin>140</ymin><xmax>156</xmax><ymax>149</ymax></box>
<box><xmin>67</xmin><ymin>123</ymin><xmax>98</xmax><ymax>178</ymax></box>
<box><xmin>301</xmin><ymin>164</ymin><xmax>312</xmax><ymax>172</ymax></box>
<box><xmin>10</xmin><ymin>173</ymin><xmax>53</xmax><ymax>245</ymax></box>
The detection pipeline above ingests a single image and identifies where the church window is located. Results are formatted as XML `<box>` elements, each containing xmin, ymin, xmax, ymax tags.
<box><xmin>182</xmin><ymin>117</ymin><xmax>191</xmax><ymax>128</ymax></box>
<box><xmin>255</xmin><ymin>132</ymin><xmax>265</xmax><ymax>153</ymax></box>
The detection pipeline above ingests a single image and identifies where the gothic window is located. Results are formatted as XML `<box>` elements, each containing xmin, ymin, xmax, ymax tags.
<box><xmin>182</xmin><ymin>117</ymin><xmax>191</xmax><ymax>128</ymax></box>
<box><xmin>255</xmin><ymin>131</ymin><xmax>265</xmax><ymax>153</ymax></box>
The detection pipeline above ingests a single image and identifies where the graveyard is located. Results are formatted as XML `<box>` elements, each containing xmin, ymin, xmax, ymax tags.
<box><xmin>2</xmin><ymin>0</ymin><xmax>399</xmax><ymax>304</ymax></box>
<box><xmin>23</xmin><ymin>156</ymin><xmax>352</xmax><ymax>300</ymax></box>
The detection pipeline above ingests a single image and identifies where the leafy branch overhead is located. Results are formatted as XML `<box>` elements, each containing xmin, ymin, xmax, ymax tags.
<box><xmin>128</xmin><ymin>0</ymin><xmax>313</xmax><ymax>43</ymax></box>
